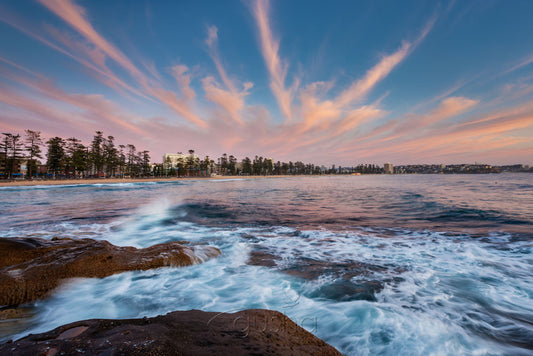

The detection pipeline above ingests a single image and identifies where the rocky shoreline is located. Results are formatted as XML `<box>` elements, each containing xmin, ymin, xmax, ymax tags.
<box><xmin>1</xmin><ymin>309</ymin><xmax>341</xmax><ymax>355</ymax></box>
<box><xmin>0</xmin><ymin>237</ymin><xmax>220</xmax><ymax>306</ymax></box>
<box><xmin>1</xmin><ymin>237</ymin><xmax>341</xmax><ymax>354</ymax></box>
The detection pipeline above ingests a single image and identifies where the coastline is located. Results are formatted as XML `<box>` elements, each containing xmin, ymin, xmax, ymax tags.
<box><xmin>0</xmin><ymin>175</ymin><xmax>297</xmax><ymax>187</ymax></box>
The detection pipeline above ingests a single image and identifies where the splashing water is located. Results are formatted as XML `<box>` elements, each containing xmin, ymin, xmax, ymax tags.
<box><xmin>1</xmin><ymin>175</ymin><xmax>532</xmax><ymax>355</ymax></box>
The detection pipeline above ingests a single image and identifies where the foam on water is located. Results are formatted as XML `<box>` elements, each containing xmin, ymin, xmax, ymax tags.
<box><xmin>5</xmin><ymin>203</ymin><xmax>531</xmax><ymax>355</ymax></box>
<box><xmin>1</xmin><ymin>176</ymin><xmax>532</xmax><ymax>355</ymax></box>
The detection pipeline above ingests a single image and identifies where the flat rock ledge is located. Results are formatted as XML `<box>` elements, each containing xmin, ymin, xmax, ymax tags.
<box><xmin>0</xmin><ymin>237</ymin><xmax>221</xmax><ymax>306</ymax></box>
<box><xmin>0</xmin><ymin>309</ymin><xmax>341</xmax><ymax>355</ymax></box>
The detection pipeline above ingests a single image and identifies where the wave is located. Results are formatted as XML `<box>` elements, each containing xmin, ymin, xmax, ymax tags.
<box><xmin>2</xmin><ymin>176</ymin><xmax>533</xmax><ymax>354</ymax></box>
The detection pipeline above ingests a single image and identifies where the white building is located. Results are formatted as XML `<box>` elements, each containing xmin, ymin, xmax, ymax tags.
<box><xmin>163</xmin><ymin>152</ymin><xmax>198</xmax><ymax>169</ymax></box>
<box><xmin>384</xmin><ymin>162</ymin><xmax>393</xmax><ymax>174</ymax></box>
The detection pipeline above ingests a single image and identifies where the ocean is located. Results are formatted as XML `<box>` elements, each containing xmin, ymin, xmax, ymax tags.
<box><xmin>1</xmin><ymin>174</ymin><xmax>532</xmax><ymax>355</ymax></box>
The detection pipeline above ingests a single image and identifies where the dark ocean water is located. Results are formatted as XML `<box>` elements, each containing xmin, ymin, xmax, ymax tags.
<box><xmin>1</xmin><ymin>174</ymin><xmax>532</xmax><ymax>355</ymax></box>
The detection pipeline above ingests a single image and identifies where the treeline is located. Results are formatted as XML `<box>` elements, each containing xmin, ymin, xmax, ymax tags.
<box><xmin>1</xmin><ymin>130</ymin><xmax>150</xmax><ymax>179</ymax></box>
<box><xmin>163</xmin><ymin>152</ymin><xmax>325</xmax><ymax>177</ymax></box>
<box><xmin>1</xmin><ymin>129</ymin><xmax>329</xmax><ymax>180</ymax></box>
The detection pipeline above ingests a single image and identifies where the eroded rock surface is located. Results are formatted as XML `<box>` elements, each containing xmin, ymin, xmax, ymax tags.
<box><xmin>0</xmin><ymin>237</ymin><xmax>220</xmax><ymax>306</ymax></box>
<box><xmin>0</xmin><ymin>309</ymin><xmax>341</xmax><ymax>355</ymax></box>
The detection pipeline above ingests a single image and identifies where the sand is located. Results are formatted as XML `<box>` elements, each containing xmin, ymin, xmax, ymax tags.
<box><xmin>0</xmin><ymin>175</ymin><xmax>299</xmax><ymax>187</ymax></box>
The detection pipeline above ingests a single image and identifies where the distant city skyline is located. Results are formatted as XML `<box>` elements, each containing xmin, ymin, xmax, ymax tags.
<box><xmin>1</xmin><ymin>0</ymin><xmax>532</xmax><ymax>165</ymax></box>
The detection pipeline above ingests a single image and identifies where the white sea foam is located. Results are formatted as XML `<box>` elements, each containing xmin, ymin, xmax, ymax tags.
<box><xmin>2</xmin><ymin>176</ymin><xmax>532</xmax><ymax>355</ymax></box>
<box><xmin>8</xmin><ymin>215</ymin><xmax>531</xmax><ymax>355</ymax></box>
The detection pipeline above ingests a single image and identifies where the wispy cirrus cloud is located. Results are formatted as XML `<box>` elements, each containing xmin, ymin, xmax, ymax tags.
<box><xmin>202</xmin><ymin>25</ymin><xmax>253</xmax><ymax>124</ymax></box>
<box><xmin>251</xmin><ymin>0</ymin><xmax>436</xmax><ymax>140</ymax></box>
<box><xmin>334</xmin><ymin>97</ymin><xmax>533</xmax><ymax>163</ymax></box>
<box><xmin>25</xmin><ymin>0</ymin><xmax>208</xmax><ymax>128</ymax></box>
<box><xmin>1</xmin><ymin>0</ymin><xmax>530</xmax><ymax>165</ymax></box>
<box><xmin>171</xmin><ymin>65</ymin><xmax>196</xmax><ymax>102</ymax></box>
<box><xmin>252</xmin><ymin>0</ymin><xmax>298</xmax><ymax>122</ymax></box>
<box><xmin>37</xmin><ymin>0</ymin><xmax>143</xmax><ymax>79</ymax></box>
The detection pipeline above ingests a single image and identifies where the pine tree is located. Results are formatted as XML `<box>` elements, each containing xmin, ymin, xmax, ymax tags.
<box><xmin>24</xmin><ymin>130</ymin><xmax>43</xmax><ymax>179</ymax></box>
<box><xmin>90</xmin><ymin>131</ymin><xmax>104</xmax><ymax>176</ymax></box>
<box><xmin>46</xmin><ymin>137</ymin><xmax>66</xmax><ymax>179</ymax></box>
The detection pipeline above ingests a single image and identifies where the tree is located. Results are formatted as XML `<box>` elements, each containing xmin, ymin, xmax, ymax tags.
<box><xmin>118</xmin><ymin>144</ymin><xmax>126</xmax><ymax>177</ymax></box>
<box><xmin>253</xmin><ymin>156</ymin><xmax>263</xmax><ymax>175</ymax></box>
<box><xmin>175</xmin><ymin>156</ymin><xmax>185</xmax><ymax>176</ymax></box>
<box><xmin>200</xmin><ymin>155</ymin><xmax>212</xmax><ymax>176</ymax></box>
<box><xmin>126</xmin><ymin>144</ymin><xmax>136</xmax><ymax>176</ymax></box>
<box><xmin>186</xmin><ymin>149</ymin><xmax>198</xmax><ymax>176</ymax></box>
<box><xmin>219</xmin><ymin>153</ymin><xmax>228</xmax><ymax>175</ymax></box>
<box><xmin>103</xmin><ymin>136</ymin><xmax>118</xmax><ymax>177</ymax></box>
<box><xmin>46</xmin><ymin>137</ymin><xmax>66</xmax><ymax>178</ymax></box>
<box><xmin>1</xmin><ymin>134</ymin><xmax>11</xmax><ymax>179</ymax></box>
<box><xmin>228</xmin><ymin>155</ymin><xmax>237</xmax><ymax>175</ymax></box>
<box><xmin>263</xmin><ymin>158</ymin><xmax>273</xmax><ymax>175</ymax></box>
<box><xmin>164</xmin><ymin>155</ymin><xmax>174</xmax><ymax>176</ymax></box>
<box><xmin>24</xmin><ymin>130</ymin><xmax>43</xmax><ymax>179</ymax></box>
<box><xmin>141</xmin><ymin>150</ymin><xmax>151</xmax><ymax>176</ymax></box>
<box><xmin>241</xmin><ymin>157</ymin><xmax>251</xmax><ymax>175</ymax></box>
<box><xmin>66</xmin><ymin>138</ymin><xmax>88</xmax><ymax>178</ymax></box>
<box><xmin>2</xmin><ymin>133</ymin><xmax>23</xmax><ymax>180</ymax></box>
<box><xmin>90</xmin><ymin>131</ymin><xmax>104</xmax><ymax>176</ymax></box>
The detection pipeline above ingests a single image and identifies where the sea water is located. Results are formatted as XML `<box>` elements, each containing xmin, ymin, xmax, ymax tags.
<box><xmin>0</xmin><ymin>174</ymin><xmax>532</xmax><ymax>355</ymax></box>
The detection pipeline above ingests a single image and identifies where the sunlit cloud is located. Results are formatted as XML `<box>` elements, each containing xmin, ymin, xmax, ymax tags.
<box><xmin>37</xmin><ymin>0</ymin><xmax>142</xmax><ymax>79</ymax></box>
<box><xmin>171</xmin><ymin>65</ymin><xmax>196</xmax><ymax>102</ymax></box>
<box><xmin>32</xmin><ymin>0</ymin><xmax>209</xmax><ymax>128</ymax></box>
<box><xmin>0</xmin><ymin>0</ymin><xmax>531</xmax><ymax>165</ymax></box>
<box><xmin>506</xmin><ymin>53</ymin><xmax>533</xmax><ymax>74</ymax></box>
<box><xmin>252</xmin><ymin>0</ymin><xmax>298</xmax><ymax>122</ymax></box>
<box><xmin>202</xmin><ymin>25</ymin><xmax>253</xmax><ymax>124</ymax></box>
<box><xmin>334</xmin><ymin>100</ymin><xmax>533</xmax><ymax>163</ymax></box>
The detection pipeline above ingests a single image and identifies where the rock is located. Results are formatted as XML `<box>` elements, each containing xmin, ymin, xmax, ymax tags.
<box><xmin>0</xmin><ymin>237</ymin><xmax>221</xmax><ymax>306</ymax></box>
<box><xmin>0</xmin><ymin>309</ymin><xmax>341</xmax><ymax>355</ymax></box>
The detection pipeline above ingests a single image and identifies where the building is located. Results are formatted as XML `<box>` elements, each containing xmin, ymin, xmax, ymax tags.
<box><xmin>0</xmin><ymin>153</ymin><xmax>26</xmax><ymax>179</ymax></box>
<box><xmin>162</xmin><ymin>152</ymin><xmax>198</xmax><ymax>169</ymax></box>
<box><xmin>384</xmin><ymin>162</ymin><xmax>393</xmax><ymax>174</ymax></box>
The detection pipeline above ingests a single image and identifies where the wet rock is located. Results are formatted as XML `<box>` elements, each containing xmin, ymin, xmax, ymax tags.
<box><xmin>0</xmin><ymin>237</ymin><xmax>221</xmax><ymax>306</ymax></box>
<box><xmin>0</xmin><ymin>309</ymin><xmax>341</xmax><ymax>355</ymax></box>
<box><xmin>247</xmin><ymin>250</ymin><xmax>280</xmax><ymax>267</ymax></box>
<box><xmin>0</xmin><ymin>307</ymin><xmax>34</xmax><ymax>321</ymax></box>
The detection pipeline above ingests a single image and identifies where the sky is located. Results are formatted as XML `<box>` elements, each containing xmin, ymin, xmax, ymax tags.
<box><xmin>0</xmin><ymin>0</ymin><xmax>532</xmax><ymax>166</ymax></box>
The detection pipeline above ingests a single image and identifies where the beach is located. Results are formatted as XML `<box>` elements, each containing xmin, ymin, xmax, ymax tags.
<box><xmin>0</xmin><ymin>175</ymin><xmax>290</xmax><ymax>187</ymax></box>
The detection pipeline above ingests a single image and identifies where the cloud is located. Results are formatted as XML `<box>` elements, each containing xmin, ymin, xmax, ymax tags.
<box><xmin>32</xmin><ymin>0</ymin><xmax>208</xmax><ymax>128</ymax></box>
<box><xmin>171</xmin><ymin>65</ymin><xmax>196</xmax><ymax>102</ymax></box>
<box><xmin>428</xmin><ymin>96</ymin><xmax>479</xmax><ymax>123</ymax></box>
<box><xmin>336</xmin><ymin>16</ymin><xmax>435</xmax><ymax>109</ymax></box>
<box><xmin>334</xmin><ymin>100</ymin><xmax>533</xmax><ymax>163</ymax></box>
<box><xmin>202</xmin><ymin>25</ymin><xmax>253</xmax><ymax>124</ymax></box>
<box><xmin>2</xmin><ymin>1</ymin><xmax>530</xmax><ymax>165</ymax></box>
<box><xmin>336</xmin><ymin>42</ymin><xmax>412</xmax><ymax>108</ymax></box>
<box><xmin>506</xmin><ymin>53</ymin><xmax>533</xmax><ymax>74</ymax></box>
<box><xmin>37</xmin><ymin>0</ymin><xmax>142</xmax><ymax>79</ymax></box>
<box><xmin>201</xmin><ymin>76</ymin><xmax>248</xmax><ymax>124</ymax></box>
<box><xmin>252</xmin><ymin>0</ymin><xmax>298</xmax><ymax>121</ymax></box>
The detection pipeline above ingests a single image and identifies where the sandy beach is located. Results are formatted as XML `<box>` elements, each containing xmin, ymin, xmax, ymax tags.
<box><xmin>0</xmin><ymin>175</ymin><xmax>299</xmax><ymax>187</ymax></box>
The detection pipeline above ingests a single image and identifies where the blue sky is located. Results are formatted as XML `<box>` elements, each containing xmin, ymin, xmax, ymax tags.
<box><xmin>1</xmin><ymin>0</ymin><xmax>532</xmax><ymax>165</ymax></box>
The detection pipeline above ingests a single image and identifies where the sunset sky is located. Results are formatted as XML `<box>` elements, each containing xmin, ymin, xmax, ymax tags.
<box><xmin>1</xmin><ymin>0</ymin><xmax>532</xmax><ymax>165</ymax></box>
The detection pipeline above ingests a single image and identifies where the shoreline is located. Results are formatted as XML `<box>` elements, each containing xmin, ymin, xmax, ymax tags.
<box><xmin>0</xmin><ymin>175</ymin><xmax>303</xmax><ymax>187</ymax></box>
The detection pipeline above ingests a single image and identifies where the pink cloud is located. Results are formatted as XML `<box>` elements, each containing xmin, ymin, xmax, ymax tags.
<box><xmin>33</xmin><ymin>0</ymin><xmax>208</xmax><ymax>128</ymax></box>
<box><xmin>336</xmin><ymin>42</ymin><xmax>411</xmax><ymax>108</ymax></box>
<box><xmin>202</xmin><ymin>25</ymin><xmax>253</xmax><ymax>125</ymax></box>
<box><xmin>37</xmin><ymin>0</ymin><xmax>143</xmax><ymax>79</ymax></box>
<box><xmin>1</xmin><ymin>1</ymin><xmax>530</xmax><ymax>166</ymax></box>
<box><xmin>252</xmin><ymin>0</ymin><xmax>298</xmax><ymax>122</ymax></box>
<box><xmin>171</xmin><ymin>65</ymin><xmax>196</xmax><ymax>102</ymax></box>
